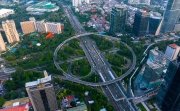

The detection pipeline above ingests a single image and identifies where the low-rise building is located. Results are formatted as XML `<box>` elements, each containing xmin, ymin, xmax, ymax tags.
<box><xmin>0</xmin><ymin>97</ymin><xmax>30</xmax><ymax>111</ymax></box>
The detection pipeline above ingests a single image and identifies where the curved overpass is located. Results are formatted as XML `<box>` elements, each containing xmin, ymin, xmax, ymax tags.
<box><xmin>53</xmin><ymin>33</ymin><xmax>136</xmax><ymax>87</ymax></box>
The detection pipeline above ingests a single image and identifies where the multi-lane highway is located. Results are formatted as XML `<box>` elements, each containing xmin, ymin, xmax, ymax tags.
<box><xmin>54</xmin><ymin>4</ymin><xmax>137</xmax><ymax>111</ymax></box>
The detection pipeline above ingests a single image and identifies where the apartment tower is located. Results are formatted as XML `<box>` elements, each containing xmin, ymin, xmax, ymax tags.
<box><xmin>0</xmin><ymin>33</ymin><xmax>6</xmax><ymax>52</ymax></box>
<box><xmin>2</xmin><ymin>20</ymin><xmax>20</xmax><ymax>43</ymax></box>
<box><xmin>26</xmin><ymin>75</ymin><xmax>58</xmax><ymax>111</ymax></box>
<box><xmin>20</xmin><ymin>21</ymin><xmax>36</xmax><ymax>35</ymax></box>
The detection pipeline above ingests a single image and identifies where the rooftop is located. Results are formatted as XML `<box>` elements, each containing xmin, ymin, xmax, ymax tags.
<box><xmin>169</xmin><ymin>43</ymin><xmax>179</xmax><ymax>49</ymax></box>
<box><xmin>0</xmin><ymin>103</ymin><xmax>29</xmax><ymax>111</ymax></box>
<box><xmin>0</xmin><ymin>9</ymin><xmax>14</xmax><ymax>15</ymax></box>
<box><xmin>25</xmin><ymin>75</ymin><xmax>52</xmax><ymax>87</ymax></box>
<box><xmin>3</xmin><ymin>97</ymin><xmax>29</xmax><ymax>108</ymax></box>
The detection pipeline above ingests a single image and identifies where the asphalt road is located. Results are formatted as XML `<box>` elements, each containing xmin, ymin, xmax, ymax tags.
<box><xmin>55</xmin><ymin>4</ymin><xmax>137</xmax><ymax>111</ymax></box>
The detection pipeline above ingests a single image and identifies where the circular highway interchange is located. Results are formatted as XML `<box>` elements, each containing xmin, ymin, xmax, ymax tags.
<box><xmin>53</xmin><ymin>33</ymin><xmax>136</xmax><ymax>86</ymax></box>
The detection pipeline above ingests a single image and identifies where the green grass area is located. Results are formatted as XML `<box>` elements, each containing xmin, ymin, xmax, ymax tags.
<box><xmin>111</xmin><ymin>66</ymin><xmax>123</xmax><ymax>77</ymax></box>
<box><xmin>90</xmin><ymin>35</ymin><xmax>113</xmax><ymax>51</ymax></box>
<box><xmin>137</xmin><ymin>103</ymin><xmax>147</xmax><ymax>111</ymax></box>
<box><xmin>81</xmin><ymin>73</ymin><xmax>101</xmax><ymax>83</ymax></box>
<box><xmin>61</xmin><ymin>62</ymin><xmax>69</xmax><ymax>72</ymax></box>
<box><xmin>58</xmin><ymin>40</ymin><xmax>85</xmax><ymax>61</ymax></box>
<box><xmin>55</xmin><ymin>79</ymin><xmax>114</xmax><ymax>111</ymax></box>
<box><xmin>71</xmin><ymin>59</ymin><xmax>91</xmax><ymax>77</ymax></box>
<box><xmin>106</xmin><ymin>53</ymin><xmax>126</xmax><ymax>67</ymax></box>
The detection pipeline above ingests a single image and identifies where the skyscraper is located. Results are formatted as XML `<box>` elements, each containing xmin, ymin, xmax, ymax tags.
<box><xmin>109</xmin><ymin>5</ymin><xmax>127</xmax><ymax>35</ymax></box>
<box><xmin>2</xmin><ymin>20</ymin><xmax>20</xmax><ymax>44</ymax></box>
<box><xmin>156</xmin><ymin>60</ymin><xmax>180</xmax><ymax>111</ymax></box>
<box><xmin>0</xmin><ymin>33</ymin><xmax>6</xmax><ymax>52</ymax></box>
<box><xmin>133</xmin><ymin>11</ymin><xmax>162</xmax><ymax>36</ymax></box>
<box><xmin>26</xmin><ymin>75</ymin><xmax>58</xmax><ymax>111</ymax></box>
<box><xmin>133</xmin><ymin>11</ymin><xmax>149</xmax><ymax>36</ymax></box>
<box><xmin>160</xmin><ymin>0</ymin><xmax>180</xmax><ymax>33</ymax></box>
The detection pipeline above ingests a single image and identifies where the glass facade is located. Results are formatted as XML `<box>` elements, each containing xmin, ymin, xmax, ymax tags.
<box><xmin>160</xmin><ymin>0</ymin><xmax>180</xmax><ymax>33</ymax></box>
<box><xmin>109</xmin><ymin>6</ymin><xmax>127</xmax><ymax>35</ymax></box>
<box><xmin>156</xmin><ymin>61</ymin><xmax>180</xmax><ymax>111</ymax></box>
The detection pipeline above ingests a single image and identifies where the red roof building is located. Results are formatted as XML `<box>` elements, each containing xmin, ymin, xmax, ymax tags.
<box><xmin>0</xmin><ymin>103</ymin><xmax>29</xmax><ymax>111</ymax></box>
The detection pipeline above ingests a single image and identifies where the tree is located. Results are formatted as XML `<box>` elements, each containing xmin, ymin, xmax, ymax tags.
<box><xmin>0</xmin><ymin>97</ymin><xmax>5</xmax><ymax>107</ymax></box>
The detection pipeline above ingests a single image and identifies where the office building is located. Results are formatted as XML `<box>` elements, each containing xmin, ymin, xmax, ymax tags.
<box><xmin>45</xmin><ymin>22</ymin><xmax>64</xmax><ymax>34</ymax></box>
<box><xmin>36</xmin><ymin>21</ymin><xmax>47</xmax><ymax>33</ymax></box>
<box><xmin>0</xmin><ymin>33</ymin><xmax>6</xmax><ymax>52</ymax></box>
<box><xmin>133</xmin><ymin>11</ymin><xmax>149</xmax><ymax>36</ymax></box>
<box><xmin>2</xmin><ymin>20</ymin><xmax>20</xmax><ymax>44</ymax></box>
<box><xmin>26</xmin><ymin>75</ymin><xmax>58</xmax><ymax>111</ymax></box>
<box><xmin>20</xmin><ymin>21</ymin><xmax>36</xmax><ymax>35</ymax></box>
<box><xmin>149</xmin><ymin>12</ymin><xmax>162</xmax><ymax>35</ymax></box>
<box><xmin>109</xmin><ymin>5</ymin><xmax>127</xmax><ymax>35</ymax></box>
<box><xmin>160</xmin><ymin>0</ymin><xmax>180</xmax><ymax>33</ymax></box>
<box><xmin>156</xmin><ymin>60</ymin><xmax>180</xmax><ymax>111</ymax></box>
<box><xmin>165</xmin><ymin>44</ymin><xmax>180</xmax><ymax>61</ymax></box>
<box><xmin>133</xmin><ymin>11</ymin><xmax>162</xmax><ymax>37</ymax></box>
<box><xmin>0</xmin><ymin>9</ymin><xmax>14</xmax><ymax>18</ymax></box>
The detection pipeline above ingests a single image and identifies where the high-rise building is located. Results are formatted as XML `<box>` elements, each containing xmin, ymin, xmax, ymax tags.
<box><xmin>20</xmin><ymin>21</ymin><xmax>36</xmax><ymax>35</ymax></box>
<box><xmin>26</xmin><ymin>75</ymin><xmax>58</xmax><ymax>111</ymax></box>
<box><xmin>160</xmin><ymin>0</ymin><xmax>180</xmax><ymax>33</ymax></box>
<box><xmin>0</xmin><ymin>33</ymin><xmax>6</xmax><ymax>52</ymax></box>
<box><xmin>133</xmin><ymin>10</ymin><xmax>162</xmax><ymax>36</ymax></box>
<box><xmin>45</xmin><ymin>22</ymin><xmax>64</xmax><ymax>34</ymax></box>
<box><xmin>133</xmin><ymin>11</ymin><xmax>149</xmax><ymax>36</ymax></box>
<box><xmin>156</xmin><ymin>60</ymin><xmax>180</xmax><ymax>111</ymax></box>
<box><xmin>149</xmin><ymin>12</ymin><xmax>162</xmax><ymax>35</ymax></box>
<box><xmin>36</xmin><ymin>21</ymin><xmax>47</xmax><ymax>33</ymax></box>
<box><xmin>2</xmin><ymin>20</ymin><xmax>20</xmax><ymax>44</ymax></box>
<box><xmin>109</xmin><ymin>5</ymin><xmax>127</xmax><ymax>35</ymax></box>
<box><xmin>165</xmin><ymin>44</ymin><xmax>180</xmax><ymax>61</ymax></box>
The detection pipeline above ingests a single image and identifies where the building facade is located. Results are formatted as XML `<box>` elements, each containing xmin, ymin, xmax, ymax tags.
<box><xmin>2</xmin><ymin>20</ymin><xmax>20</xmax><ymax>44</ymax></box>
<box><xmin>160</xmin><ymin>0</ymin><xmax>180</xmax><ymax>33</ymax></box>
<box><xmin>133</xmin><ymin>11</ymin><xmax>149</xmax><ymax>36</ymax></box>
<box><xmin>45</xmin><ymin>22</ymin><xmax>64</xmax><ymax>34</ymax></box>
<box><xmin>0</xmin><ymin>33</ymin><xmax>6</xmax><ymax>52</ymax></box>
<box><xmin>109</xmin><ymin>5</ymin><xmax>127</xmax><ymax>35</ymax></box>
<box><xmin>36</xmin><ymin>21</ymin><xmax>47</xmax><ymax>33</ymax></box>
<box><xmin>133</xmin><ymin>11</ymin><xmax>162</xmax><ymax>37</ymax></box>
<box><xmin>26</xmin><ymin>75</ymin><xmax>58</xmax><ymax>111</ymax></box>
<box><xmin>156</xmin><ymin>60</ymin><xmax>180</xmax><ymax>111</ymax></box>
<box><xmin>20</xmin><ymin>21</ymin><xmax>36</xmax><ymax>35</ymax></box>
